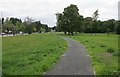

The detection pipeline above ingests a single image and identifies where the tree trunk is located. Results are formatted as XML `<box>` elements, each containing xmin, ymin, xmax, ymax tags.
<box><xmin>71</xmin><ymin>32</ymin><xmax>73</xmax><ymax>36</ymax></box>
<box><xmin>68</xmin><ymin>32</ymin><xmax>70</xmax><ymax>35</ymax></box>
<box><xmin>95</xmin><ymin>32</ymin><xmax>96</xmax><ymax>35</ymax></box>
<box><xmin>107</xmin><ymin>32</ymin><xmax>109</xmax><ymax>36</ymax></box>
<box><xmin>64</xmin><ymin>31</ymin><xmax>67</xmax><ymax>35</ymax></box>
<box><xmin>91</xmin><ymin>26</ymin><xmax>92</xmax><ymax>35</ymax></box>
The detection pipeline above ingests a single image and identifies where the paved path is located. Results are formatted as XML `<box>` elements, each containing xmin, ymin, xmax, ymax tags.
<box><xmin>46</xmin><ymin>37</ymin><xmax>95</xmax><ymax>75</ymax></box>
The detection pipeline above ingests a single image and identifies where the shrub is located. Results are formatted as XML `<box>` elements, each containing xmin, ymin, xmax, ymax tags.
<box><xmin>100</xmin><ymin>45</ymin><xmax>106</xmax><ymax>47</ymax></box>
<box><xmin>107</xmin><ymin>48</ymin><xmax>115</xmax><ymax>53</ymax></box>
<box><xmin>91</xmin><ymin>46</ymin><xmax>95</xmax><ymax>48</ymax></box>
<box><xmin>113</xmin><ymin>51</ymin><xmax>120</xmax><ymax>56</ymax></box>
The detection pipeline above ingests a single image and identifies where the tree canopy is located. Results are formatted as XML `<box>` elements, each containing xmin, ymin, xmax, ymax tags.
<box><xmin>1</xmin><ymin>4</ymin><xmax>119</xmax><ymax>35</ymax></box>
<box><xmin>2</xmin><ymin>17</ymin><xmax>50</xmax><ymax>35</ymax></box>
<box><xmin>56</xmin><ymin>4</ymin><xmax>119</xmax><ymax>35</ymax></box>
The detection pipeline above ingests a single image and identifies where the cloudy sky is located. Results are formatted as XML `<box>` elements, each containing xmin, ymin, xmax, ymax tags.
<box><xmin>0</xmin><ymin>0</ymin><xmax>119</xmax><ymax>27</ymax></box>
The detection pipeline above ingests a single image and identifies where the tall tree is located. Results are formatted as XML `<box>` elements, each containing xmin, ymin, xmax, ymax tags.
<box><xmin>92</xmin><ymin>9</ymin><xmax>99</xmax><ymax>35</ymax></box>
<box><xmin>3</xmin><ymin>18</ymin><xmax>14</xmax><ymax>34</ymax></box>
<box><xmin>92</xmin><ymin>9</ymin><xmax>99</xmax><ymax>21</ymax></box>
<box><xmin>106</xmin><ymin>19</ymin><xmax>115</xmax><ymax>32</ymax></box>
<box><xmin>75</xmin><ymin>15</ymin><xmax>84</xmax><ymax>34</ymax></box>
<box><xmin>41</xmin><ymin>24</ymin><xmax>49</xmax><ymax>32</ymax></box>
<box><xmin>101</xmin><ymin>21</ymin><xmax>108</xmax><ymax>33</ymax></box>
<box><xmin>2</xmin><ymin>18</ymin><xmax>4</xmax><ymax>25</ymax></box>
<box><xmin>10</xmin><ymin>18</ymin><xmax>22</xmax><ymax>26</ymax></box>
<box><xmin>56</xmin><ymin>13</ymin><xmax>68</xmax><ymax>34</ymax></box>
<box><xmin>114</xmin><ymin>20</ymin><xmax>120</xmax><ymax>34</ymax></box>
<box><xmin>24</xmin><ymin>17</ymin><xmax>34</xmax><ymax>34</ymax></box>
<box><xmin>63</xmin><ymin>4</ymin><xmax>80</xmax><ymax>35</ymax></box>
<box><xmin>34</xmin><ymin>21</ymin><xmax>42</xmax><ymax>33</ymax></box>
<box><xmin>83</xmin><ymin>17</ymin><xmax>93</xmax><ymax>33</ymax></box>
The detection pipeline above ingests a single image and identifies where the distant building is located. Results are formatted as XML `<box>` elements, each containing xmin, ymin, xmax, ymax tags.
<box><xmin>118</xmin><ymin>1</ymin><xmax>120</xmax><ymax>20</ymax></box>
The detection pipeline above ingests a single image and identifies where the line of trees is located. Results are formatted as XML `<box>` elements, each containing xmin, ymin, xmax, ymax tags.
<box><xmin>1</xmin><ymin>17</ymin><xmax>51</xmax><ymax>35</ymax></box>
<box><xmin>56</xmin><ymin>4</ymin><xmax>120</xmax><ymax>35</ymax></box>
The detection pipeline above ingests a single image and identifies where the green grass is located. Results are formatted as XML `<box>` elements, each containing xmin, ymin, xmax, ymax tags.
<box><xmin>58</xmin><ymin>33</ymin><xmax>119</xmax><ymax>75</ymax></box>
<box><xmin>2</xmin><ymin>33</ymin><xmax>67</xmax><ymax>75</ymax></box>
<box><xmin>0</xmin><ymin>37</ymin><xmax>2</xmax><ymax>76</ymax></box>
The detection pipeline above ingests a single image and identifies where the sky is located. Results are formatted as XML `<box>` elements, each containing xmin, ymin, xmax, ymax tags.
<box><xmin>118</xmin><ymin>1</ymin><xmax>120</xmax><ymax>20</ymax></box>
<box><xmin>0</xmin><ymin>0</ymin><xmax>119</xmax><ymax>27</ymax></box>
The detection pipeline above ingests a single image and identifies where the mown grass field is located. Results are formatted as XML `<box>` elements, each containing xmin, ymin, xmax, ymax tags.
<box><xmin>57</xmin><ymin>33</ymin><xmax>119</xmax><ymax>75</ymax></box>
<box><xmin>2</xmin><ymin>33</ymin><xmax>67</xmax><ymax>75</ymax></box>
<box><xmin>0</xmin><ymin>37</ymin><xmax>2</xmax><ymax>76</ymax></box>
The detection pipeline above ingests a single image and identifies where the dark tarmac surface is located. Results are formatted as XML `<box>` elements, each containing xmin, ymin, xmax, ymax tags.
<box><xmin>46</xmin><ymin>37</ymin><xmax>95</xmax><ymax>75</ymax></box>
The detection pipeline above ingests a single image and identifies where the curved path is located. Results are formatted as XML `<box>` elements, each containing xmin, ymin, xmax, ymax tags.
<box><xmin>46</xmin><ymin>37</ymin><xmax>95</xmax><ymax>75</ymax></box>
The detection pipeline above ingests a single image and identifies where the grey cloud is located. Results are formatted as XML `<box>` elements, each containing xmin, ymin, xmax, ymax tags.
<box><xmin>0</xmin><ymin>0</ymin><xmax>119</xmax><ymax>27</ymax></box>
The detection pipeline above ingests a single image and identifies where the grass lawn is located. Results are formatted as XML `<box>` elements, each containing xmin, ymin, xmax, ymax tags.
<box><xmin>57</xmin><ymin>33</ymin><xmax>119</xmax><ymax>75</ymax></box>
<box><xmin>0</xmin><ymin>37</ymin><xmax>2</xmax><ymax>76</ymax></box>
<box><xmin>2</xmin><ymin>33</ymin><xmax>67</xmax><ymax>75</ymax></box>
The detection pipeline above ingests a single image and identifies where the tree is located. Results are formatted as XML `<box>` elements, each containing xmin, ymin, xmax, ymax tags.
<box><xmin>100</xmin><ymin>19</ymin><xmax>115</xmax><ymax>34</ymax></box>
<box><xmin>63</xmin><ymin>4</ymin><xmax>80</xmax><ymax>35</ymax></box>
<box><xmin>92</xmin><ymin>9</ymin><xmax>99</xmax><ymax>35</ymax></box>
<box><xmin>107</xmin><ymin>28</ymin><xmax>111</xmax><ymax>36</ymax></box>
<box><xmin>24</xmin><ymin>17</ymin><xmax>34</xmax><ymax>34</ymax></box>
<box><xmin>92</xmin><ymin>9</ymin><xmax>99</xmax><ymax>21</ymax></box>
<box><xmin>41</xmin><ymin>24</ymin><xmax>49</xmax><ymax>32</ymax></box>
<box><xmin>10</xmin><ymin>18</ymin><xmax>22</xmax><ymax>26</ymax></box>
<box><xmin>1</xmin><ymin>18</ymin><xmax>4</xmax><ymax>34</ymax></box>
<box><xmin>16</xmin><ymin>21</ymin><xmax>24</xmax><ymax>33</ymax></box>
<box><xmin>97</xmin><ymin>20</ymin><xmax>103</xmax><ymax>33</ymax></box>
<box><xmin>75</xmin><ymin>15</ymin><xmax>84</xmax><ymax>34</ymax></box>
<box><xmin>56</xmin><ymin>13</ymin><xmax>68</xmax><ymax>34</ymax></box>
<box><xmin>2</xmin><ymin>17</ymin><xmax>50</xmax><ymax>34</ymax></box>
<box><xmin>114</xmin><ymin>20</ymin><xmax>120</xmax><ymax>34</ymax></box>
<box><xmin>56</xmin><ymin>13</ymin><xmax>62</xmax><ymax>32</ymax></box>
<box><xmin>34</xmin><ymin>21</ymin><xmax>42</xmax><ymax>33</ymax></box>
<box><xmin>9</xmin><ymin>18</ymin><xmax>22</xmax><ymax>35</ymax></box>
<box><xmin>56</xmin><ymin>4</ymin><xmax>81</xmax><ymax>35</ymax></box>
<box><xmin>2</xmin><ymin>18</ymin><xmax>4</xmax><ymax>25</ymax></box>
<box><xmin>92</xmin><ymin>21</ymin><xmax>100</xmax><ymax>34</ymax></box>
<box><xmin>83</xmin><ymin>17</ymin><xmax>93</xmax><ymax>33</ymax></box>
<box><xmin>3</xmin><ymin>18</ymin><xmax>14</xmax><ymax>34</ymax></box>
<box><xmin>106</xmin><ymin>19</ymin><xmax>115</xmax><ymax>32</ymax></box>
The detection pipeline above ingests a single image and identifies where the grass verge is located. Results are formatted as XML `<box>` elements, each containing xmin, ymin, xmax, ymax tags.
<box><xmin>2</xmin><ymin>33</ymin><xmax>67</xmax><ymax>75</ymax></box>
<box><xmin>58</xmin><ymin>33</ymin><xmax>119</xmax><ymax>75</ymax></box>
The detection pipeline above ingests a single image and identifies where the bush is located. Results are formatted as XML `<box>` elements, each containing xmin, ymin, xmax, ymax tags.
<box><xmin>113</xmin><ymin>51</ymin><xmax>120</xmax><ymax>56</ymax></box>
<box><xmin>107</xmin><ymin>48</ymin><xmax>115</xmax><ymax>53</ymax></box>
<box><xmin>100</xmin><ymin>45</ymin><xmax>106</xmax><ymax>47</ymax></box>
